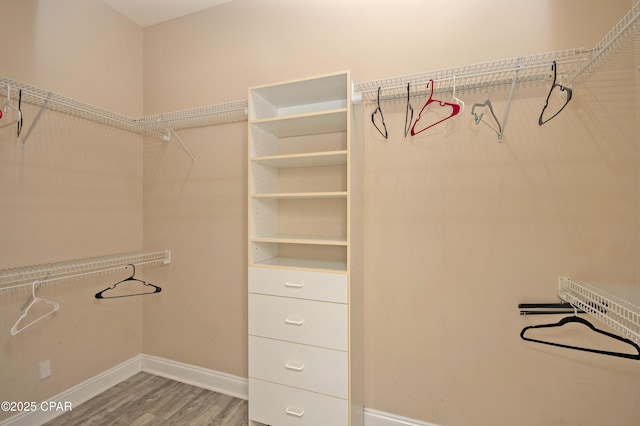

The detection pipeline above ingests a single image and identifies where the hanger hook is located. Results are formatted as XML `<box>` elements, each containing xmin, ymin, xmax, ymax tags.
<box><xmin>31</xmin><ymin>280</ymin><xmax>40</xmax><ymax>298</ymax></box>
<box><xmin>126</xmin><ymin>263</ymin><xmax>136</xmax><ymax>278</ymax></box>
<box><xmin>426</xmin><ymin>79</ymin><xmax>434</xmax><ymax>100</ymax></box>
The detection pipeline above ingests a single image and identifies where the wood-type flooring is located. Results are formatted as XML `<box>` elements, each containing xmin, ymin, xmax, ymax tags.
<box><xmin>43</xmin><ymin>372</ymin><xmax>248</xmax><ymax>426</ymax></box>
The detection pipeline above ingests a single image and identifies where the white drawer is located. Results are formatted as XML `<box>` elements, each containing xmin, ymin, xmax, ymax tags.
<box><xmin>249</xmin><ymin>267</ymin><xmax>347</xmax><ymax>303</ymax></box>
<box><xmin>249</xmin><ymin>378</ymin><xmax>348</xmax><ymax>426</ymax></box>
<box><xmin>249</xmin><ymin>335</ymin><xmax>348</xmax><ymax>398</ymax></box>
<box><xmin>248</xmin><ymin>294</ymin><xmax>347</xmax><ymax>350</ymax></box>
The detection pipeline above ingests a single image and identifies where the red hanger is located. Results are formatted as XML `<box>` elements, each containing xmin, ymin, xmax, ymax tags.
<box><xmin>410</xmin><ymin>80</ymin><xmax>461</xmax><ymax>136</ymax></box>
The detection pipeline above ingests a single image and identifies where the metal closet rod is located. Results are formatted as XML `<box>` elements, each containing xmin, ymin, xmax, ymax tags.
<box><xmin>0</xmin><ymin>250</ymin><xmax>171</xmax><ymax>292</ymax></box>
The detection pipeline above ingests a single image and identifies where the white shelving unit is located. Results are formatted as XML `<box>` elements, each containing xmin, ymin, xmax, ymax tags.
<box><xmin>247</xmin><ymin>71</ymin><xmax>363</xmax><ymax>426</ymax></box>
<box><xmin>558</xmin><ymin>277</ymin><xmax>640</xmax><ymax>345</ymax></box>
<box><xmin>248</xmin><ymin>72</ymin><xmax>353</xmax><ymax>272</ymax></box>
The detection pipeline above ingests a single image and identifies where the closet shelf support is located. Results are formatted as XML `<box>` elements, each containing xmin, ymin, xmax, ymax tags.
<box><xmin>20</xmin><ymin>94</ymin><xmax>50</xmax><ymax>149</ymax></box>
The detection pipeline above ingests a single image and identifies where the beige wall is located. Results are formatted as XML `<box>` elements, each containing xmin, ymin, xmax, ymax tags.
<box><xmin>141</xmin><ymin>1</ymin><xmax>639</xmax><ymax>425</ymax></box>
<box><xmin>0</xmin><ymin>0</ymin><xmax>143</xmax><ymax>421</ymax></box>
<box><xmin>1</xmin><ymin>0</ymin><xmax>638</xmax><ymax>425</ymax></box>
<box><xmin>142</xmin><ymin>123</ymin><xmax>248</xmax><ymax>374</ymax></box>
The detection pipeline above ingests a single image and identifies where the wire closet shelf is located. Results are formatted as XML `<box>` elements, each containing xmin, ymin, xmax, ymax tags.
<box><xmin>135</xmin><ymin>100</ymin><xmax>248</xmax><ymax>135</ymax></box>
<box><xmin>354</xmin><ymin>48</ymin><xmax>589</xmax><ymax>103</ymax></box>
<box><xmin>1</xmin><ymin>1</ymin><xmax>639</xmax><ymax>129</ymax></box>
<box><xmin>568</xmin><ymin>0</ymin><xmax>640</xmax><ymax>85</ymax></box>
<box><xmin>0</xmin><ymin>75</ymin><xmax>248</xmax><ymax>135</ymax></box>
<box><xmin>0</xmin><ymin>250</ymin><xmax>171</xmax><ymax>292</ymax></box>
<box><xmin>558</xmin><ymin>277</ymin><xmax>640</xmax><ymax>345</ymax></box>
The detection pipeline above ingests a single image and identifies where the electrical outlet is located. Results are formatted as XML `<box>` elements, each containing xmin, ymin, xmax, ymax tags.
<box><xmin>39</xmin><ymin>360</ymin><xmax>51</xmax><ymax>379</ymax></box>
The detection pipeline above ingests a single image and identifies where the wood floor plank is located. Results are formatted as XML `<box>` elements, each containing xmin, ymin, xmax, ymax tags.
<box><xmin>43</xmin><ymin>372</ymin><xmax>248</xmax><ymax>426</ymax></box>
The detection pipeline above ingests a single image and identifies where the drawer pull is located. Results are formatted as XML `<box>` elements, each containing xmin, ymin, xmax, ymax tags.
<box><xmin>285</xmin><ymin>407</ymin><xmax>305</xmax><ymax>417</ymax></box>
<box><xmin>285</xmin><ymin>362</ymin><xmax>305</xmax><ymax>371</ymax></box>
<box><xmin>284</xmin><ymin>281</ymin><xmax>304</xmax><ymax>288</ymax></box>
<box><xmin>285</xmin><ymin>318</ymin><xmax>304</xmax><ymax>326</ymax></box>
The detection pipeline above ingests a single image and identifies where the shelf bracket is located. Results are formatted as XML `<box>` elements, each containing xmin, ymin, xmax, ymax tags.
<box><xmin>163</xmin><ymin>127</ymin><xmax>196</xmax><ymax>164</ymax></box>
<box><xmin>20</xmin><ymin>93</ymin><xmax>51</xmax><ymax>149</ymax></box>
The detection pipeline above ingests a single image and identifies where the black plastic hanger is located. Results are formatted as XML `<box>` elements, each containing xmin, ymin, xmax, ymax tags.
<box><xmin>404</xmin><ymin>83</ymin><xmax>413</xmax><ymax>137</ymax></box>
<box><xmin>410</xmin><ymin>80</ymin><xmax>461</xmax><ymax>136</ymax></box>
<box><xmin>95</xmin><ymin>264</ymin><xmax>162</xmax><ymax>299</ymax></box>
<box><xmin>538</xmin><ymin>60</ymin><xmax>572</xmax><ymax>125</ymax></box>
<box><xmin>17</xmin><ymin>89</ymin><xmax>23</xmax><ymax>138</ymax></box>
<box><xmin>371</xmin><ymin>87</ymin><xmax>388</xmax><ymax>139</ymax></box>
<box><xmin>520</xmin><ymin>314</ymin><xmax>640</xmax><ymax>360</ymax></box>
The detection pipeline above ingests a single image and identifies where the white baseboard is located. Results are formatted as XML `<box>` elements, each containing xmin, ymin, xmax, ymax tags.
<box><xmin>140</xmin><ymin>354</ymin><xmax>248</xmax><ymax>400</ymax></box>
<box><xmin>0</xmin><ymin>355</ymin><xmax>143</xmax><ymax>426</ymax></box>
<box><xmin>1</xmin><ymin>354</ymin><xmax>435</xmax><ymax>426</ymax></box>
<box><xmin>364</xmin><ymin>408</ymin><xmax>441</xmax><ymax>426</ymax></box>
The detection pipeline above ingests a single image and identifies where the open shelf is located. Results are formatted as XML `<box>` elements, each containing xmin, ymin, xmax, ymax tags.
<box><xmin>250</xmin><ymin>240</ymin><xmax>347</xmax><ymax>273</ymax></box>
<box><xmin>249</xmin><ymin>72</ymin><xmax>349</xmax><ymax>120</ymax></box>
<box><xmin>250</xmin><ymin>109</ymin><xmax>347</xmax><ymax>137</ymax></box>
<box><xmin>251</xmin><ymin>191</ymin><xmax>347</xmax><ymax>199</ymax></box>
<box><xmin>251</xmin><ymin>256</ymin><xmax>347</xmax><ymax>273</ymax></box>
<box><xmin>251</xmin><ymin>150</ymin><xmax>347</xmax><ymax>168</ymax></box>
<box><xmin>251</xmin><ymin>234</ymin><xmax>347</xmax><ymax>246</ymax></box>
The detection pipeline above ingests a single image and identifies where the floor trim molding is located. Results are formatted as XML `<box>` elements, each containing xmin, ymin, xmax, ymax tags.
<box><xmin>0</xmin><ymin>355</ymin><xmax>142</xmax><ymax>426</ymax></box>
<box><xmin>1</xmin><ymin>354</ymin><xmax>436</xmax><ymax>426</ymax></box>
<box><xmin>364</xmin><ymin>408</ymin><xmax>440</xmax><ymax>426</ymax></box>
<box><xmin>140</xmin><ymin>354</ymin><xmax>248</xmax><ymax>401</ymax></box>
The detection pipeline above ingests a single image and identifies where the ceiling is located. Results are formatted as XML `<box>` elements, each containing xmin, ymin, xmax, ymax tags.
<box><xmin>100</xmin><ymin>0</ymin><xmax>235</xmax><ymax>28</ymax></box>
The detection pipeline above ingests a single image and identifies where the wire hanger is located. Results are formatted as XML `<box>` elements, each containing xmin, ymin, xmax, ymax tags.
<box><xmin>410</xmin><ymin>79</ymin><xmax>461</xmax><ymax>136</ymax></box>
<box><xmin>538</xmin><ymin>60</ymin><xmax>573</xmax><ymax>125</ymax></box>
<box><xmin>371</xmin><ymin>87</ymin><xmax>388</xmax><ymax>139</ymax></box>
<box><xmin>10</xmin><ymin>281</ymin><xmax>60</xmax><ymax>336</ymax></box>
<box><xmin>95</xmin><ymin>264</ymin><xmax>162</xmax><ymax>299</ymax></box>
<box><xmin>404</xmin><ymin>83</ymin><xmax>413</xmax><ymax>137</ymax></box>
<box><xmin>471</xmin><ymin>58</ymin><xmax>521</xmax><ymax>141</ymax></box>
<box><xmin>520</xmin><ymin>305</ymin><xmax>640</xmax><ymax>360</ymax></box>
<box><xmin>471</xmin><ymin>100</ymin><xmax>502</xmax><ymax>137</ymax></box>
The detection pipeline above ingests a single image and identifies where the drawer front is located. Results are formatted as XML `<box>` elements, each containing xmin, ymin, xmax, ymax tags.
<box><xmin>249</xmin><ymin>267</ymin><xmax>347</xmax><ymax>303</ymax></box>
<box><xmin>248</xmin><ymin>294</ymin><xmax>347</xmax><ymax>350</ymax></box>
<box><xmin>249</xmin><ymin>378</ymin><xmax>348</xmax><ymax>426</ymax></box>
<box><xmin>249</xmin><ymin>335</ymin><xmax>348</xmax><ymax>398</ymax></box>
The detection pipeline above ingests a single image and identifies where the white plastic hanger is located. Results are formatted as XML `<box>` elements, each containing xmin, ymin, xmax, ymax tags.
<box><xmin>450</xmin><ymin>76</ymin><xmax>465</xmax><ymax>113</ymax></box>
<box><xmin>10</xmin><ymin>281</ymin><xmax>60</xmax><ymax>336</ymax></box>
<box><xmin>443</xmin><ymin>76</ymin><xmax>465</xmax><ymax>135</ymax></box>
<box><xmin>0</xmin><ymin>84</ymin><xmax>22</xmax><ymax>130</ymax></box>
